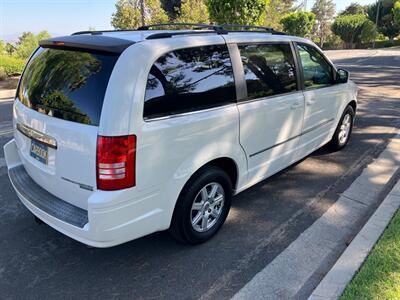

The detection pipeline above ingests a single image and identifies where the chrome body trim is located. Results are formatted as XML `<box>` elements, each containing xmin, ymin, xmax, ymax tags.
<box><xmin>17</xmin><ymin>123</ymin><xmax>58</xmax><ymax>149</ymax></box>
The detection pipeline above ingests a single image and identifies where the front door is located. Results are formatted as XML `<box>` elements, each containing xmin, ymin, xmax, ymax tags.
<box><xmin>296</xmin><ymin>43</ymin><xmax>343</xmax><ymax>155</ymax></box>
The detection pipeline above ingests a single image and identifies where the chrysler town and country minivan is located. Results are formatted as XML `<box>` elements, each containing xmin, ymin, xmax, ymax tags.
<box><xmin>4</xmin><ymin>24</ymin><xmax>357</xmax><ymax>247</ymax></box>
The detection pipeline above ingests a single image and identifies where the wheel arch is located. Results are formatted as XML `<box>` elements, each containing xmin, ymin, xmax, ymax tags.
<box><xmin>197</xmin><ymin>157</ymin><xmax>239</xmax><ymax>190</ymax></box>
<box><xmin>167</xmin><ymin>157</ymin><xmax>239</xmax><ymax>227</ymax></box>
<box><xmin>347</xmin><ymin>100</ymin><xmax>357</xmax><ymax>113</ymax></box>
<box><xmin>179</xmin><ymin>157</ymin><xmax>239</xmax><ymax>198</ymax></box>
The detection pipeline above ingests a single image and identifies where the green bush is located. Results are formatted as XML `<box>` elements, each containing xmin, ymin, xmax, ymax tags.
<box><xmin>332</xmin><ymin>14</ymin><xmax>370</xmax><ymax>48</ymax></box>
<box><xmin>0</xmin><ymin>55</ymin><xmax>26</xmax><ymax>77</ymax></box>
<box><xmin>384</xmin><ymin>40</ymin><xmax>396</xmax><ymax>47</ymax></box>
<box><xmin>281</xmin><ymin>11</ymin><xmax>315</xmax><ymax>38</ymax></box>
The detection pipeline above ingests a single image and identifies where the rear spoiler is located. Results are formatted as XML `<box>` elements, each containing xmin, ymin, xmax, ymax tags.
<box><xmin>39</xmin><ymin>35</ymin><xmax>135</xmax><ymax>54</ymax></box>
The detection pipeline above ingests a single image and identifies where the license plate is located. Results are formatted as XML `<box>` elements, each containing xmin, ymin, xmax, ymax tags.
<box><xmin>30</xmin><ymin>140</ymin><xmax>48</xmax><ymax>165</ymax></box>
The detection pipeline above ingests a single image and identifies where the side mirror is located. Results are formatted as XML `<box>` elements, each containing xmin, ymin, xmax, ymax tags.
<box><xmin>336</xmin><ymin>68</ymin><xmax>349</xmax><ymax>84</ymax></box>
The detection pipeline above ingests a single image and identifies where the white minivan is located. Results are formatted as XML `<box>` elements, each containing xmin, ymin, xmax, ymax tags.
<box><xmin>4</xmin><ymin>24</ymin><xmax>357</xmax><ymax>247</ymax></box>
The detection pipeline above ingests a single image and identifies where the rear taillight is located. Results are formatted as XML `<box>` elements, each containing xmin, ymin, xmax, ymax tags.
<box><xmin>96</xmin><ymin>135</ymin><xmax>136</xmax><ymax>190</ymax></box>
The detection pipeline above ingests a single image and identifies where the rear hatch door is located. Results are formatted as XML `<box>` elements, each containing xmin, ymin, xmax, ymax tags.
<box><xmin>14</xmin><ymin>40</ymin><xmax>125</xmax><ymax>209</ymax></box>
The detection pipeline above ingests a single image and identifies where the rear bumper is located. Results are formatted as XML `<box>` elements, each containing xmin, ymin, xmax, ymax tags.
<box><xmin>4</xmin><ymin>139</ymin><xmax>166</xmax><ymax>248</ymax></box>
<box><xmin>9</xmin><ymin>165</ymin><xmax>88</xmax><ymax>228</ymax></box>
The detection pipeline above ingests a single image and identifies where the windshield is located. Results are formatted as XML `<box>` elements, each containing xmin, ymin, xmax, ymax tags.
<box><xmin>18</xmin><ymin>47</ymin><xmax>119</xmax><ymax>126</ymax></box>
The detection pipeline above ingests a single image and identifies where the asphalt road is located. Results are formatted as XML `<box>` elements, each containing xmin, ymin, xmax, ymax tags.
<box><xmin>0</xmin><ymin>49</ymin><xmax>399</xmax><ymax>299</ymax></box>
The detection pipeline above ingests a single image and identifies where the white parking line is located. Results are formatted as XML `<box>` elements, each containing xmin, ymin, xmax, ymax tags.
<box><xmin>232</xmin><ymin>133</ymin><xmax>400</xmax><ymax>300</ymax></box>
<box><xmin>0</xmin><ymin>98</ymin><xmax>14</xmax><ymax>103</ymax></box>
<box><xmin>0</xmin><ymin>129</ymin><xmax>13</xmax><ymax>137</ymax></box>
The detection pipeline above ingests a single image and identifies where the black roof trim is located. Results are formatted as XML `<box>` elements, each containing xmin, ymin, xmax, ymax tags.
<box><xmin>72</xmin><ymin>29</ymin><xmax>135</xmax><ymax>35</ymax></box>
<box><xmin>140</xmin><ymin>23</ymin><xmax>285</xmax><ymax>35</ymax></box>
<box><xmin>40</xmin><ymin>35</ymin><xmax>135</xmax><ymax>54</ymax></box>
<box><xmin>220</xmin><ymin>24</ymin><xmax>286</xmax><ymax>35</ymax></box>
<box><xmin>138</xmin><ymin>23</ymin><xmax>227</xmax><ymax>32</ymax></box>
<box><xmin>146</xmin><ymin>30</ymin><xmax>223</xmax><ymax>40</ymax></box>
<box><xmin>71</xmin><ymin>23</ymin><xmax>285</xmax><ymax>40</ymax></box>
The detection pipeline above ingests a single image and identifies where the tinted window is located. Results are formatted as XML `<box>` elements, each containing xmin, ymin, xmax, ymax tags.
<box><xmin>238</xmin><ymin>43</ymin><xmax>297</xmax><ymax>100</ymax></box>
<box><xmin>18</xmin><ymin>47</ymin><xmax>118</xmax><ymax>126</ymax></box>
<box><xmin>144</xmin><ymin>45</ymin><xmax>236</xmax><ymax>119</ymax></box>
<box><xmin>297</xmin><ymin>43</ymin><xmax>333</xmax><ymax>90</ymax></box>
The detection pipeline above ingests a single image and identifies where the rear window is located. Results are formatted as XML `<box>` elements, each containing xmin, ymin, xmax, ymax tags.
<box><xmin>18</xmin><ymin>47</ymin><xmax>119</xmax><ymax>126</ymax></box>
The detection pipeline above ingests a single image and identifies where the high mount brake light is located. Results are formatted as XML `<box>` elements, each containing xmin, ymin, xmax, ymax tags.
<box><xmin>96</xmin><ymin>135</ymin><xmax>136</xmax><ymax>190</ymax></box>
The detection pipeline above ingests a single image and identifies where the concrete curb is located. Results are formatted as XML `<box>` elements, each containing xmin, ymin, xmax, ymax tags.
<box><xmin>0</xmin><ymin>90</ymin><xmax>15</xmax><ymax>100</ymax></box>
<box><xmin>308</xmin><ymin>179</ymin><xmax>400</xmax><ymax>300</ymax></box>
<box><xmin>232</xmin><ymin>133</ymin><xmax>400</xmax><ymax>300</ymax></box>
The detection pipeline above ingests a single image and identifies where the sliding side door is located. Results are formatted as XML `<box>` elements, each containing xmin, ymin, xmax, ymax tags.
<box><xmin>233</xmin><ymin>42</ymin><xmax>305</xmax><ymax>187</ymax></box>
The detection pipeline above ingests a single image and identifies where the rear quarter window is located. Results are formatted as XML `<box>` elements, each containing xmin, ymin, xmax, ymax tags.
<box><xmin>18</xmin><ymin>47</ymin><xmax>119</xmax><ymax>126</ymax></box>
<box><xmin>143</xmin><ymin>44</ymin><xmax>236</xmax><ymax>119</ymax></box>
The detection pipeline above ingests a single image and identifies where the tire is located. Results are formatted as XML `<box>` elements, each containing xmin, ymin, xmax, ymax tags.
<box><xmin>328</xmin><ymin>105</ymin><xmax>355</xmax><ymax>151</ymax></box>
<box><xmin>169</xmin><ymin>166</ymin><xmax>232</xmax><ymax>245</ymax></box>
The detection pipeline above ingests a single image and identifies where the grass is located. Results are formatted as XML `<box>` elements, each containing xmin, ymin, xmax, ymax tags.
<box><xmin>341</xmin><ymin>210</ymin><xmax>400</xmax><ymax>300</ymax></box>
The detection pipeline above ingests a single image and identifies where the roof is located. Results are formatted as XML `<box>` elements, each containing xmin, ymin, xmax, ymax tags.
<box><xmin>78</xmin><ymin>30</ymin><xmax>309</xmax><ymax>43</ymax></box>
<box><xmin>40</xmin><ymin>25</ymin><xmax>312</xmax><ymax>54</ymax></box>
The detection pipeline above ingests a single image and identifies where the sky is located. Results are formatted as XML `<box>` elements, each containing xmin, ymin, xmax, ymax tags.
<box><xmin>1</xmin><ymin>0</ymin><xmax>378</xmax><ymax>42</ymax></box>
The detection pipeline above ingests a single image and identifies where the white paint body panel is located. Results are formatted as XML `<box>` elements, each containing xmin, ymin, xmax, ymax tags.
<box><xmin>238</xmin><ymin>92</ymin><xmax>305</xmax><ymax>187</ymax></box>
<box><xmin>4</xmin><ymin>32</ymin><xmax>358</xmax><ymax>247</ymax></box>
<box><xmin>13</xmin><ymin>100</ymin><xmax>97</xmax><ymax>210</ymax></box>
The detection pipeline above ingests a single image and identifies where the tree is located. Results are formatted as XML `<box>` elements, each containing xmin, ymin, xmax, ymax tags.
<box><xmin>14</xmin><ymin>31</ymin><xmax>52</xmax><ymax>59</ymax></box>
<box><xmin>111</xmin><ymin>0</ymin><xmax>169</xmax><ymax>29</ymax></box>
<box><xmin>264</xmin><ymin>0</ymin><xmax>294</xmax><ymax>30</ymax></box>
<box><xmin>332</xmin><ymin>14</ymin><xmax>373</xmax><ymax>48</ymax></box>
<box><xmin>280</xmin><ymin>11</ymin><xmax>315</xmax><ymax>37</ymax></box>
<box><xmin>206</xmin><ymin>0</ymin><xmax>269</xmax><ymax>25</ymax></box>
<box><xmin>339</xmin><ymin>3</ymin><xmax>366</xmax><ymax>16</ymax></box>
<box><xmin>5</xmin><ymin>43</ymin><xmax>15</xmax><ymax>55</ymax></box>
<box><xmin>160</xmin><ymin>0</ymin><xmax>181</xmax><ymax>19</ymax></box>
<box><xmin>361</xmin><ymin>19</ymin><xmax>378</xmax><ymax>43</ymax></box>
<box><xmin>394</xmin><ymin>1</ymin><xmax>400</xmax><ymax>25</ymax></box>
<box><xmin>0</xmin><ymin>40</ymin><xmax>5</xmax><ymax>55</ymax></box>
<box><xmin>367</xmin><ymin>0</ymin><xmax>400</xmax><ymax>42</ymax></box>
<box><xmin>36</xmin><ymin>31</ymin><xmax>51</xmax><ymax>42</ymax></box>
<box><xmin>175</xmin><ymin>0</ymin><xmax>209</xmax><ymax>24</ymax></box>
<box><xmin>312</xmin><ymin>0</ymin><xmax>335</xmax><ymax>48</ymax></box>
<box><xmin>15</xmin><ymin>32</ymin><xmax>38</xmax><ymax>59</ymax></box>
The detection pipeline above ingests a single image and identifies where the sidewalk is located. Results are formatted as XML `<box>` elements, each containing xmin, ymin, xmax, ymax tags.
<box><xmin>232</xmin><ymin>133</ymin><xmax>400</xmax><ymax>299</ymax></box>
<box><xmin>310</xmin><ymin>179</ymin><xmax>400</xmax><ymax>299</ymax></box>
<box><xmin>0</xmin><ymin>76</ymin><xmax>18</xmax><ymax>100</ymax></box>
<box><xmin>0</xmin><ymin>89</ymin><xmax>15</xmax><ymax>100</ymax></box>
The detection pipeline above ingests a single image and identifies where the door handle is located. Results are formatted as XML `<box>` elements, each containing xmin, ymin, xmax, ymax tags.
<box><xmin>290</xmin><ymin>102</ymin><xmax>302</xmax><ymax>110</ymax></box>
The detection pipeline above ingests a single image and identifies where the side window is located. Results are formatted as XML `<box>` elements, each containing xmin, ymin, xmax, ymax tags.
<box><xmin>297</xmin><ymin>43</ymin><xmax>333</xmax><ymax>90</ymax></box>
<box><xmin>144</xmin><ymin>45</ymin><xmax>236</xmax><ymax>119</ymax></box>
<box><xmin>238</xmin><ymin>43</ymin><xmax>297</xmax><ymax>100</ymax></box>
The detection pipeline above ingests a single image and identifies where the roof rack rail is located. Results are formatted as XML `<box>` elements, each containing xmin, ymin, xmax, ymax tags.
<box><xmin>72</xmin><ymin>29</ymin><xmax>135</xmax><ymax>36</ymax></box>
<box><xmin>71</xmin><ymin>23</ymin><xmax>285</xmax><ymax>39</ymax></box>
<box><xmin>139</xmin><ymin>23</ymin><xmax>285</xmax><ymax>37</ymax></box>
<box><xmin>146</xmin><ymin>30</ymin><xmax>221</xmax><ymax>40</ymax></box>
<box><xmin>219</xmin><ymin>24</ymin><xmax>285</xmax><ymax>35</ymax></box>
<box><xmin>138</xmin><ymin>23</ymin><xmax>228</xmax><ymax>34</ymax></box>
